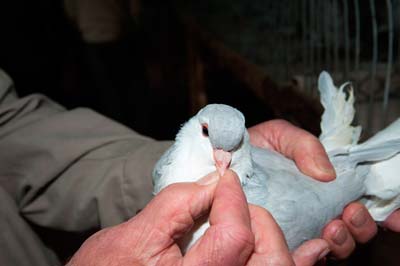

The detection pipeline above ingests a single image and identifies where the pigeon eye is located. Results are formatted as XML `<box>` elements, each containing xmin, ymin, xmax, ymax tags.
<box><xmin>202</xmin><ymin>124</ymin><xmax>209</xmax><ymax>137</ymax></box>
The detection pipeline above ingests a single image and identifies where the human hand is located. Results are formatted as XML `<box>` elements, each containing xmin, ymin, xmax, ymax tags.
<box><xmin>248</xmin><ymin>120</ymin><xmax>379</xmax><ymax>259</ymax></box>
<box><xmin>382</xmin><ymin>210</ymin><xmax>400</xmax><ymax>231</ymax></box>
<box><xmin>67</xmin><ymin>170</ymin><xmax>327</xmax><ymax>266</ymax></box>
<box><xmin>248</xmin><ymin>119</ymin><xmax>336</xmax><ymax>182</ymax></box>
<box><xmin>323</xmin><ymin>204</ymin><xmax>400</xmax><ymax>259</ymax></box>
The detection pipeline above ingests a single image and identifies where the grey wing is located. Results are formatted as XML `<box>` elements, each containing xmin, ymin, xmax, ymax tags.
<box><xmin>245</xmin><ymin>146</ymin><xmax>366</xmax><ymax>250</ymax></box>
<box><xmin>245</xmin><ymin>146</ymin><xmax>306</xmax><ymax>214</ymax></box>
<box><xmin>245</xmin><ymin>147</ymin><xmax>330</xmax><ymax>249</ymax></box>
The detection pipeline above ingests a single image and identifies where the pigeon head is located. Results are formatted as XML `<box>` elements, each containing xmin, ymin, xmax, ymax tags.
<box><xmin>153</xmin><ymin>103</ymin><xmax>253</xmax><ymax>194</ymax></box>
<box><xmin>196</xmin><ymin>104</ymin><xmax>247</xmax><ymax>176</ymax></box>
<box><xmin>197</xmin><ymin>104</ymin><xmax>246</xmax><ymax>151</ymax></box>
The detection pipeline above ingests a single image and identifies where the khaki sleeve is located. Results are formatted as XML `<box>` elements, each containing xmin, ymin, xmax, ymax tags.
<box><xmin>0</xmin><ymin>69</ymin><xmax>172</xmax><ymax>231</ymax></box>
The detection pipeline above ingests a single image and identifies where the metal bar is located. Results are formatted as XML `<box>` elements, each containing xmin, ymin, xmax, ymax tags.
<box><xmin>307</xmin><ymin>0</ymin><xmax>316</xmax><ymax>95</ymax></box>
<box><xmin>275</xmin><ymin>3</ymin><xmax>283</xmax><ymax>81</ymax></box>
<box><xmin>333</xmin><ymin>0</ymin><xmax>340</xmax><ymax>74</ymax></box>
<box><xmin>285</xmin><ymin>0</ymin><xmax>292</xmax><ymax>80</ymax></box>
<box><xmin>367</xmin><ymin>0</ymin><xmax>378</xmax><ymax>134</ymax></box>
<box><xmin>397</xmin><ymin>0</ymin><xmax>400</xmax><ymax>71</ymax></box>
<box><xmin>315</xmin><ymin>0</ymin><xmax>321</xmax><ymax>75</ymax></box>
<box><xmin>383</xmin><ymin>0</ymin><xmax>394</xmax><ymax>124</ymax></box>
<box><xmin>343</xmin><ymin>0</ymin><xmax>350</xmax><ymax>80</ymax></box>
<box><xmin>354</xmin><ymin>0</ymin><xmax>361</xmax><ymax>71</ymax></box>
<box><xmin>302</xmin><ymin>0</ymin><xmax>308</xmax><ymax>77</ymax></box>
<box><xmin>324</xmin><ymin>0</ymin><xmax>331</xmax><ymax>70</ymax></box>
<box><xmin>310</xmin><ymin>0</ymin><xmax>315</xmax><ymax>84</ymax></box>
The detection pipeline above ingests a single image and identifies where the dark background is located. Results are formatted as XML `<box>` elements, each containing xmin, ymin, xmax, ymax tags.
<box><xmin>0</xmin><ymin>1</ymin><xmax>399</xmax><ymax>265</ymax></box>
<box><xmin>0</xmin><ymin>0</ymin><xmax>277</xmax><ymax>140</ymax></box>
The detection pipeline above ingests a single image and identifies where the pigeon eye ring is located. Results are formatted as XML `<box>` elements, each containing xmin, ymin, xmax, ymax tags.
<box><xmin>201</xmin><ymin>124</ymin><xmax>209</xmax><ymax>137</ymax></box>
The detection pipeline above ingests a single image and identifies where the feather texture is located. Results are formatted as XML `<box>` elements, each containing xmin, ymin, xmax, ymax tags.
<box><xmin>318</xmin><ymin>71</ymin><xmax>361</xmax><ymax>152</ymax></box>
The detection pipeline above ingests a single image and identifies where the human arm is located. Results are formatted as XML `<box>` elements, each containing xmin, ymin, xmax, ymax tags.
<box><xmin>0</xmin><ymin>69</ymin><xmax>171</xmax><ymax>232</ymax></box>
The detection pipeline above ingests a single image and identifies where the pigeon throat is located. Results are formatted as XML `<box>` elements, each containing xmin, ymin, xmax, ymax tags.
<box><xmin>213</xmin><ymin>149</ymin><xmax>232</xmax><ymax>176</ymax></box>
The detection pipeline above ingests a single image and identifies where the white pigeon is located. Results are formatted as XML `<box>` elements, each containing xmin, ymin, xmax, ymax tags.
<box><xmin>152</xmin><ymin>71</ymin><xmax>400</xmax><ymax>251</ymax></box>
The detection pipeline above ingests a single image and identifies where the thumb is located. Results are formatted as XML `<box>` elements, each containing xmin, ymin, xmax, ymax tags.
<box><xmin>183</xmin><ymin>170</ymin><xmax>254</xmax><ymax>266</ymax></box>
<box><xmin>249</xmin><ymin>120</ymin><xmax>336</xmax><ymax>182</ymax></box>
<box><xmin>127</xmin><ymin>172</ymin><xmax>219</xmax><ymax>255</ymax></box>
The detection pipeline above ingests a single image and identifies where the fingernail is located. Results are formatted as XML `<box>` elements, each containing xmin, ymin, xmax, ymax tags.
<box><xmin>351</xmin><ymin>208</ymin><xmax>367</xmax><ymax>227</ymax></box>
<box><xmin>314</xmin><ymin>155</ymin><xmax>336</xmax><ymax>178</ymax></box>
<box><xmin>197</xmin><ymin>172</ymin><xmax>219</xmax><ymax>186</ymax></box>
<box><xmin>318</xmin><ymin>247</ymin><xmax>330</xmax><ymax>260</ymax></box>
<box><xmin>333</xmin><ymin>225</ymin><xmax>347</xmax><ymax>245</ymax></box>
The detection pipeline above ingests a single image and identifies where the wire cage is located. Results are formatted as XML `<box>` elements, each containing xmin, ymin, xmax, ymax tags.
<box><xmin>175</xmin><ymin>0</ymin><xmax>400</xmax><ymax>136</ymax></box>
<box><xmin>299</xmin><ymin>0</ymin><xmax>400</xmax><ymax>136</ymax></box>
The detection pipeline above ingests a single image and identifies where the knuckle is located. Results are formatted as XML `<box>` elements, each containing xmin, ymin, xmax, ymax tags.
<box><xmin>249</xmin><ymin>204</ymin><xmax>274</xmax><ymax>221</ymax></box>
<box><xmin>265</xmin><ymin>254</ymin><xmax>295</xmax><ymax>266</ymax></box>
<box><xmin>161</xmin><ymin>182</ymin><xmax>185</xmax><ymax>194</ymax></box>
<box><xmin>219</xmin><ymin>224</ymin><xmax>255</xmax><ymax>249</ymax></box>
<box><xmin>297</xmin><ymin>134</ymin><xmax>321</xmax><ymax>150</ymax></box>
<box><xmin>157</xmin><ymin>183</ymin><xmax>193</xmax><ymax>207</ymax></box>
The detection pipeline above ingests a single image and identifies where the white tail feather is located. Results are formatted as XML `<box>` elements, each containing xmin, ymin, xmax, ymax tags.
<box><xmin>318</xmin><ymin>71</ymin><xmax>400</xmax><ymax>221</ymax></box>
<box><xmin>352</xmin><ymin>119</ymin><xmax>400</xmax><ymax>221</ymax></box>
<box><xmin>318</xmin><ymin>71</ymin><xmax>361</xmax><ymax>152</ymax></box>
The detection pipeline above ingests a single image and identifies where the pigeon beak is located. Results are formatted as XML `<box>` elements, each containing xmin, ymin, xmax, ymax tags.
<box><xmin>213</xmin><ymin>149</ymin><xmax>232</xmax><ymax>176</ymax></box>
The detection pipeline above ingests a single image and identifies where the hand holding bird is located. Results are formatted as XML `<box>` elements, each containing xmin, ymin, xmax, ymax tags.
<box><xmin>153</xmin><ymin>71</ymin><xmax>400</xmax><ymax>257</ymax></box>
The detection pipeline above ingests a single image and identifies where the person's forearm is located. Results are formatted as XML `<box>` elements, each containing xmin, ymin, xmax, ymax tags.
<box><xmin>0</xmin><ymin>68</ymin><xmax>171</xmax><ymax>231</ymax></box>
